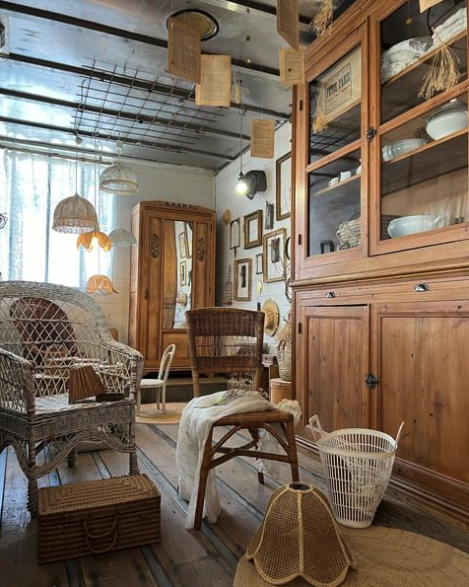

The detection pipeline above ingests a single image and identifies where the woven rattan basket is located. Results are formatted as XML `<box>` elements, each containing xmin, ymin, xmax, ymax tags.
<box><xmin>37</xmin><ymin>475</ymin><xmax>160</xmax><ymax>564</ymax></box>
<box><xmin>337</xmin><ymin>215</ymin><xmax>400</xmax><ymax>250</ymax></box>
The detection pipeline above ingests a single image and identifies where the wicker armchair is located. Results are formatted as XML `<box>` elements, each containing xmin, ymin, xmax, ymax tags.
<box><xmin>0</xmin><ymin>281</ymin><xmax>143</xmax><ymax>515</ymax></box>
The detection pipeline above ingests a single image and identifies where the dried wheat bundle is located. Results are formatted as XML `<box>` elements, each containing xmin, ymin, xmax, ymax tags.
<box><xmin>418</xmin><ymin>34</ymin><xmax>460</xmax><ymax>100</ymax></box>
<box><xmin>311</xmin><ymin>0</ymin><xmax>333</xmax><ymax>36</ymax></box>
<box><xmin>69</xmin><ymin>365</ymin><xmax>106</xmax><ymax>403</ymax></box>
<box><xmin>312</xmin><ymin>94</ymin><xmax>328</xmax><ymax>133</ymax></box>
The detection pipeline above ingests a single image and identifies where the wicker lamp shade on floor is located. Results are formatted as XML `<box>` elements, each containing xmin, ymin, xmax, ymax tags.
<box><xmin>99</xmin><ymin>162</ymin><xmax>139</xmax><ymax>196</ymax></box>
<box><xmin>52</xmin><ymin>193</ymin><xmax>99</xmax><ymax>234</ymax></box>
<box><xmin>246</xmin><ymin>483</ymin><xmax>356</xmax><ymax>586</ymax></box>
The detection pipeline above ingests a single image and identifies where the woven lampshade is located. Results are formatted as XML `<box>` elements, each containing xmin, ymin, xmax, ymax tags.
<box><xmin>99</xmin><ymin>163</ymin><xmax>139</xmax><ymax>196</ymax></box>
<box><xmin>52</xmin><ymin>193</ymin><xmax>99</xmax><ymax>234</ymax></box>
<box><xmin>108</xmin><ymin>228</ymin><xmax>137</xmax><ymax>248</ymax></box>
<box><xmin>246</xmin><ymin>483</ymin><xmax>356</xmax><ymax>586</ymax></box>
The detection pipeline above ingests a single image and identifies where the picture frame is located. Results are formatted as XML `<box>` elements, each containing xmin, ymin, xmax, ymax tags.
<box><xmin>243</xmin><ymin>210</ymin><xmax>263</xmax><ymax>249</ymax></box>
<box><xmin>230</xmin><ymin>218</ymin><xmax>241</xmax><ymax>249</ymax></box>
<box><xmin>184</xmin><ymin>222</ymin><xmax>193</xmax><ymax>258</ymax></box>
<box><xmin>265</xmin><ymin>201</ymin><xmax>274</xmax><ymax>230</ymax></box>
<box><xmin>234</xmin><ymin>258</ymin><xmax>252</xmax><ymax>301</ymax></box>
<box><xmin>263</xmin><ymin>228</ymin><xmax>286</xmax><ymax>283</ymax></box>
<box><xmin>179</xmin><ymin>261</ymin><xmax>187</xmax><ymax>286</ymax></box>
<box><xmin>276</xmin><ymin>152</ymin><xmax>292</xmax><ymax>221</ymax></box>
<box><xmin>178</xmin><ymin>231</ymin><xmax>188</xmax><ymax>259</ymax></box>
<box><xmin>255</xmin><ymin>253</ymin><xmax>263</xmax><ymax>275</ymax></box>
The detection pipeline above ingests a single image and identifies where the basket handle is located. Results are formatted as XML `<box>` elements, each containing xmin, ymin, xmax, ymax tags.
<box><xmin>395</xmin><ymin>421</ymin><xmax>405</xmax><ymax>447</ymax></box>
<box><xmin>83</xmin><ymin>515</ymin><xmax>119</xmax><ymax>555</ymax></box>
<box><xmin>308</xmin><ymin>415</ymin><xmax>325</xmax><ymax>442</ymax></box>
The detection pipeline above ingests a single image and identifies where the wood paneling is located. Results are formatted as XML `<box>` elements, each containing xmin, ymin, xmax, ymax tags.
<box><xmin>301</xmin><ymin>305</ymin><xmax>369</xmax><ymax>432</ymax></box>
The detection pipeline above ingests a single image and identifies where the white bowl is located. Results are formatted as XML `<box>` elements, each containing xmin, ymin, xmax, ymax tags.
<box><xmin>382</xmin><ymin>139</ymin><xmax>427</xmax><ymax>162</ymax></box>
<box><xmin>426</xmin><ymin>99</ymin><xmax>468</xmax><ymax>140</ymax></box>
<box><xmin>387</xmin><ymin>215</ymin><xmax>446</xmax><ymax>238</ymax></box>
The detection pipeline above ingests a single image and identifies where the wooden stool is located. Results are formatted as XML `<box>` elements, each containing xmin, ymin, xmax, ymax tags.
<box><xmin>194</xmin><ymin>408</ymin><xmax>299</xmax><ymax>531</ymax></box>
<box><xmin>270</xmin><ymin>378</ymin><xmax>293</xmax><ymax>404</ymax></box>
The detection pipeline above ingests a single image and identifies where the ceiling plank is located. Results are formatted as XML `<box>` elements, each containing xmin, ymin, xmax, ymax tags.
<box><xmin>5</xmin><ymin>52</ymin><xmax>290</xmax><ymax>120</ymax></box>
<box><xmin>0</xmin><ymin>87</ymin><xmax>252</xmax><ymax>142</ymax></box>
<box><xmin>0</xmin><ymin>116</ymin><xmax>236</xmax><ymax>160</ymax></box>
<box><xmin>0</xmin><ymin>1</ymin><xmax>280</xmax><ymax>79</ymax></box>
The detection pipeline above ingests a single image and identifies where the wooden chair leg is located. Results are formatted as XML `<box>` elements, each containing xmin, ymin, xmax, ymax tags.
<box><xmin>285</xmin><ymin>422</ymin><xmax>299</xmax><ymax>482</ymax></box>
<box><xmin>194</xmin><ymin>427</ymin><xmax>214</xmax><ymax>531</ymax></box>
<box><xmin>67</xmin><ymin>447</ymin><xmax>78</xmax><ymax>468</ymax></box>
<box><xmin>248</xmin><ymin>428</ymin><xmax>265</xmax><ymax>485</ymax></box>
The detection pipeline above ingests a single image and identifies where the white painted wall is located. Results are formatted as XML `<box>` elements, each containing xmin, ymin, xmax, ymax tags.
<box><xmin>94</xmin><ymin>160</ymin><xmax>215</xmax><ymax>343</ymax></box>
<box><xmin>214</xmin><ymin>122</ymin><xmax>292</xmax><ymax>352</ymax></box>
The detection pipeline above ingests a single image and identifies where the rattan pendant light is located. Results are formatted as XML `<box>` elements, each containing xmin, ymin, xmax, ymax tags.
<box><xmin>52</xmin><ymin>139</ymin><xmax>99</xmax><ymax>234</ymax></box>
<box><xmin>99</xmin><ymin>140</ymin><xmax>139</xmax><ymax>196</ymax></box>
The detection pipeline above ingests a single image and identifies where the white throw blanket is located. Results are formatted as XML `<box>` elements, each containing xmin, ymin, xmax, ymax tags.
<box><xmin>176</xmin><ymin>390</ymin><xmax>271</xmax><ymax>528</ymax></box>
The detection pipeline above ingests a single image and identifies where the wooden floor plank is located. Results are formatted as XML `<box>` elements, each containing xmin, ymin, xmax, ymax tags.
<box><xmin>98</xmin><ymin>448</ymin><xmax>235</xmax><ymax>587</ymax></box>
<box><xmin>55</xmin><ymin>452</ymin><xmax>160</xmax><ymax>587</ymax></box>
<box><xmin>0</xmin><ymin>449</ymin><xmax>69</xmax><ymax>587</ymax></box>
<box><xmin>0</xmin><ymin>450</ymin><xmax>8</xmax><ymax>534</ymax></box>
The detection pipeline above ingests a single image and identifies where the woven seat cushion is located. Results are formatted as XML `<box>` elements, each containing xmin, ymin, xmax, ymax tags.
<box><xmin>35</xmin><ymin>394</ymin><xmax>130</xmax><ymax>414</ymax></box>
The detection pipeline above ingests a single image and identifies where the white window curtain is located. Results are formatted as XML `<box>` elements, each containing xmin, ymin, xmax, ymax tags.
<box><xmin>0</xmin><ymin>149</ymin><xmax>116</xmax><ymax>288</ymax></box>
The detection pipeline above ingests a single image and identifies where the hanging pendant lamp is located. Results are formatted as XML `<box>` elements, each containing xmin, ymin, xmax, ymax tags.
<box><xmin>86</xmin><ymin>274</ymin><xmax>118</xmax><ymax>295</ymax></box>
<box><xmin>52</xmin><ymin>136</ymin><xmax>99</xmax><ymax>234</ymax></box>
<box><xmin>108</xmin><ymin>228</ymin><xmax>137</xmax><ymax>248</ymax></box>
<box><xmin>99</xmin><ymin>140</ymin><xmax>139</xmax><ymax>196</ymax></box>
<box><xmin>77</xmin><ymin>228</ymin><xmax>113</xmax><ymax>252</ymax></box>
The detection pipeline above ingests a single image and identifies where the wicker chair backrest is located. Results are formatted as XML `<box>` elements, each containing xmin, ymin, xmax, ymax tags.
<box><xmin>186</xmin><ymin>308</ymin><xmax>265</xmax><ymax>394</ymax></box>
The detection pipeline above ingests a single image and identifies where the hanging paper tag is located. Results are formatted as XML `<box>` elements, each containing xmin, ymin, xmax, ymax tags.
<box><xmin>195</xmin><ymin>55</ymin><xmax>232</xmax><ymax>107</ymax></box>
<box><xmin>251</xmin><ymin>119</ymin><xmax>275</xmax><ymax>159</ymax></box>
<box><xmin>277</xmin><ymin>0</ymin><xmax>299</xmax><ymax>50</ymax></box>
<box><xmin>279</xmin><ymin>48</ymin><xmax>305</xmax><ymax>85</ymax></box>
<box><xmin>167</xmin><ymin>18</ymin><xmax>201</xmax><ymax>84</ymax></box>
<box><xmin>419</xmin><ymin>0</ymin><xmax>445</xmax><ymax>12</ymax></box>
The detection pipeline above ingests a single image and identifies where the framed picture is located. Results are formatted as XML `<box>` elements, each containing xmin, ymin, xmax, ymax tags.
<box><xmin>255</xmin><ymin>253</ymin><xmax>263</xmax><ymax>275</ymax></box>
<box><xmin>184</xmin><ymin>222</ymin><xmax>193</xmax><ymax>258</ymax></box>
<box><xmin>178</xmin><ymin>231</ymin><xmax>188</xmax><ymax>259</ymax></box>
<box><xmin>265</xmin><ymin>201</ymin><xmax>274</xmax><ymax>230</ymax></box>
<box><xmin>276</xmin><ymin>152</ymin><xmax>291</xmax><ymax>221</ymax></box>
<box><xmin>243</xmin><ymin>210</ymin><xmax>263</xmax><ymax>249</ymax></box>
<box><xmin>230</xmin><ymin>218</ymin><xmax>240</xmax><ymax>249</ymax></box>
<box><xmin>179</xmin><ymin>261</ymin><xmax>187</xmax><ymax>285</ymax></box>
<box><xmin>234</xmin><ymin>258</ymin><xmax>252</xmax><ymax>301</ymax></box>
<box><xmin>263</xmin><ymin>228</ymin><xmax>286</xmax><ymax>283</ymax></box>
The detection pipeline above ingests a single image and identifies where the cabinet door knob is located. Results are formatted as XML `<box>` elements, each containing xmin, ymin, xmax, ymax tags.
<box><xmin>414</xmin><ymin>283</ymin><xmax>430</xmax><ymax>292</ymax></box>
<box><xmin>325</xmin><ymin>291</ymin><xmax>336</xmax><ymax>298</ymax></box>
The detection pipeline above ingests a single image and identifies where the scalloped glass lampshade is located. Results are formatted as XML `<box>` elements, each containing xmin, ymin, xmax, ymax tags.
<box><xmin>52</xmin><ymin>193</ymin><xmax>99</xmax><ymax>234</ymax></box>
<box><xmin>77</xmin><ymin>229</ymin><xmax>113</xmax><ymax>252</ymax></box>
<box><xmin>86</xmin><ymin>274</ymin><xmax>118</xmax><ymax>295</ymax></box>
<box><xmin>99</xmin><ymin>163</ymin><xmax>139</xmax><ymax>196</ymax></box>
<box><xmin>108</xmin><ymin>228</ymin><xmax>137</xmax><ymax>248</ymax></box>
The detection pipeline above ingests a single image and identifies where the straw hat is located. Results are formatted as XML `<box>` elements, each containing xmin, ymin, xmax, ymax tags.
<box><xmin>222</xmin><ymin>209</ymin><xmax>232</xmax><ymax>225</ymax></box>
<box><xmin>261</xmin><ymin>299</ymin><xmax>280</xmax><ymax>337</ymax></box>
<box><xmin>246</xmin><ymin>483</ymin><xmax>356</xmax><ymax>586</ymax></box>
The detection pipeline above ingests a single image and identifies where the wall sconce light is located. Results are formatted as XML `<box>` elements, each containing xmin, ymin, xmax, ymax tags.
<box><xmin>235</xmin><ymin>170</ymin><xmax>267</xmax><ymax>200</ymax></box>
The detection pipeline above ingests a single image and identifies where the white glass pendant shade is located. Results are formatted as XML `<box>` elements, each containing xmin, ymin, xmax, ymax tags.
<box><xmin>108</xmin><ymin>228</ymin><xmax>137</xmax><ymax>248</ymax></box>
<box><xmin>52</xmin><ymin>193</ymin><xmax>99</xmax><ymax>234</ymax></box>
<box><xmin>99</xmin><ymin>163</ymin><xmax>139</xmax><ymax>195</ymax></box>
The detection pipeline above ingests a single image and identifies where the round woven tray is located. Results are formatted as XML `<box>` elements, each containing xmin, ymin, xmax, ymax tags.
<box><xmin>235</xmin><ymin>525</ymin><xmax>469</xmax><ymax>587</ymax></box>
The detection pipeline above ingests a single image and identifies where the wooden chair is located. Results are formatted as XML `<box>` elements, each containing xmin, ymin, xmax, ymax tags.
<box><xmin>137</xmin><ymin>344</ymin><xmax>176</xmax><ymax>414</ymax></box>
<box><xmin>186</xmin><ymin>307</ymin><xmax>299</xmax><ymax>530</ymax></box>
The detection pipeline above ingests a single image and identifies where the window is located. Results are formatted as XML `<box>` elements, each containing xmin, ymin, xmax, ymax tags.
<box><xmin>0</xmin><ymin>149</ymin><xmax>116</xmax><ymax>288</ymax></box>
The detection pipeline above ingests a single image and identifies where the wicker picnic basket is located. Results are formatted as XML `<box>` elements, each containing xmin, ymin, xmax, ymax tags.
<box><xmin>336</xmin><ymin>214</ymin><xmax>400</xmax><ymax>250</ymax></box>
<box><xmin>37</xmin><ymin>475</ymin><xmax>160</xmax><ymax>564</ymax></box>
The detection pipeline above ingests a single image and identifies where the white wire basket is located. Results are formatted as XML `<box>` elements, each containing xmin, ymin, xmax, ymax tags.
<box><xmin>308</xmin><ymin>415</ymin><xmax>404</xmax><ymax>529</ymax></box>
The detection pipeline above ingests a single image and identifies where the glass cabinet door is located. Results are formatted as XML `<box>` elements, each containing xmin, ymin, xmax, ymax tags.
<box><xmin>307</xmin><ymin>42</ymin><xmax>365</xmax><ymax>257</ymax></box>
<box><xmin>375</xmin><ymin>0</ymin><xmax>468</xmax><ymax>249</ymax></box>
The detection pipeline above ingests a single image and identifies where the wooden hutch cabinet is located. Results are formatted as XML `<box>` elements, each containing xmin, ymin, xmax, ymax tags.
<box><xmin>129</xmin><ymin>201</ymin><xmax>215</xmax><ymax>371</ymax></box>
<box><xmin>293</xmin><ymin>0</ymin><xmax>469</xmax><ymax>526</ymax></box>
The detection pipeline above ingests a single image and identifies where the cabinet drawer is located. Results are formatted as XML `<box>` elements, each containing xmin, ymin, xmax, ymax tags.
<box><xmin>297</xmin><ymin>274</ymin><xmax>469</xmax><ymax>305</ymax></box>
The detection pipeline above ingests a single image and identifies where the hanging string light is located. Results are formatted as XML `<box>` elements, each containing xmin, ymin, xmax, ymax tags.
<box><xmin>235</xmin><ymin>105</ymin><xmax>249</xmax><ymax>195</ymax></box>
<box><xmin>99</xmin><ymin>140</ymin><xmax>139</xmax><ymax>196</ymax></box>
<box><xmin>52</xmin><ymin>136</ymin><xmax>99</xmax><ymax>234</ymax></box>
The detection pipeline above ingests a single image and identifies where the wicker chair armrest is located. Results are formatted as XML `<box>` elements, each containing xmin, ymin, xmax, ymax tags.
<box><xmin>0</xmin><ymin>347</ymin><xmax>36</xmax><ymax>414</ymax></box>
<box><xmin>99</xmin><ymin>340</ymin><xmax>143</xmax><ymax>400</ymax></box>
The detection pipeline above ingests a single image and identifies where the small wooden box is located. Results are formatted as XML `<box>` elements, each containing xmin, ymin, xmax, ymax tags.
<box><xmin>38</xmin><ymin>475</ymin><xmax>160</xmax><ymax>564</ymax></box>
<box><xmin>270</xmin><ymin>378</ymin><xmax>293</xmax><ymax>405</ymax></box>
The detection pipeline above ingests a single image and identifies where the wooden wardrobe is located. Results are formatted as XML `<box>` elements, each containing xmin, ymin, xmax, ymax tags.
<box><xmin>129</xmin><ymin>201</ymin><xmax>215</xmax><ymax>371</ymax></box>
<box><xmin>293</xmin><ymin>0</ymin><xmax>469</xmax><ymax>527</ymax></box>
